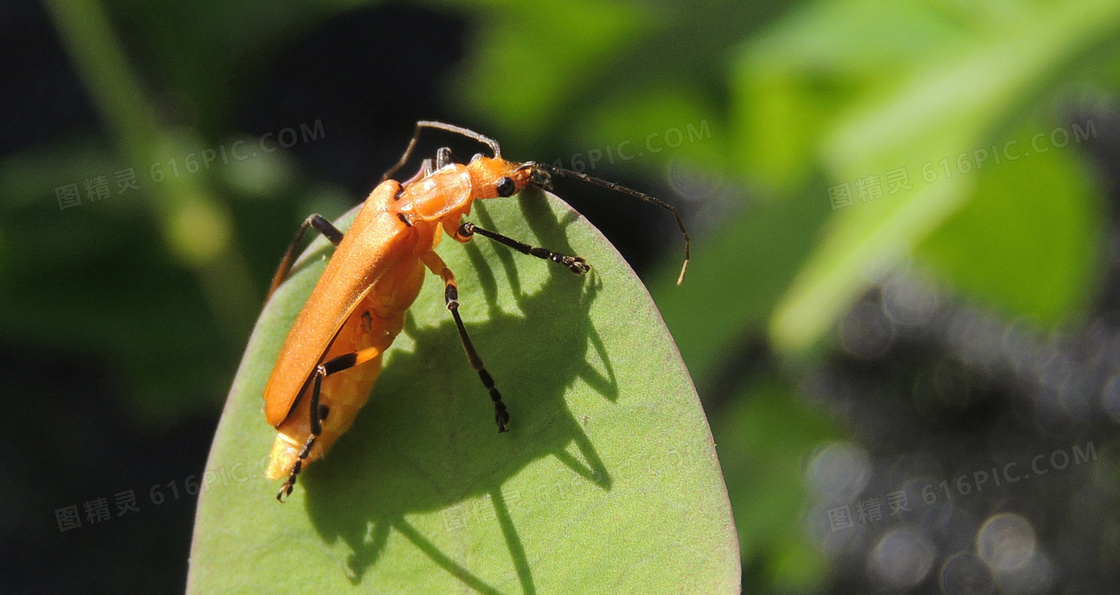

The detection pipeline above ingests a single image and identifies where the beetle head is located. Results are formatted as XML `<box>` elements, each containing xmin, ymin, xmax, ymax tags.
<box><xmin>466</xmin><ymin>154</ymin><xmax>534</xmax><ymax>199</ymax></box>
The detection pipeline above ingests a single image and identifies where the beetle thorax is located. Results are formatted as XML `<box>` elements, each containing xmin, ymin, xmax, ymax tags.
<box><xmin>397</xmin><ymin>163</ymin><xmax>475</xmax><ymax>223</ymax></box>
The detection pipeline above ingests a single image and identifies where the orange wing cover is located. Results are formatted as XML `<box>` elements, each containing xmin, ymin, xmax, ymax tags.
<box><xmin>262</xmin><ymin>180</ymin><xmax>417</xmax><ymax>426</ymax></box>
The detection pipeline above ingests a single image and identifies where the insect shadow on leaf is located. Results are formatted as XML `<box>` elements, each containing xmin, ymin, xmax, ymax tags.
<box><xmin>302</xmin><ymin>190</ymin><xmax>618</xmax><ymax>589</ymax></box>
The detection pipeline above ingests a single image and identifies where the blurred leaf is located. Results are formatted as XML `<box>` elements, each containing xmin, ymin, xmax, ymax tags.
<box><xmin>918</xmin><ymin>118</ymin><xmax>1102</xmax><ymax>321</ymax></box>
<box><xmin>189</xmin><ymin>190</ymin><xmax>739</xmax><ymax>592</ymax></box>
<box><xmin>0</xmin><ymin>145</ymin><xmax>234</xmax><ymax>424</ymax></box>
<box><xmin>714</xmin><ymin>376</ymin><xmax>837</xmax><ymax>593</ymax></box>
<box><xmin>46</xmin><ymin>0</ymin><xmax>261</xmax><ymax>348</ymax></box>
<box><xmin>106</xmin><ymin>0</ymin><xmax>365</xmax><ymax>132</ymax></box>
<box><xmin>573</xmin><ymin>84</ymin><xmax>729</xmax><ymax>172</ymax></box>
<box><xmin>733</xmin><ymin>0</ymin><xmax>965</xmax><ymax>191</ymax></box>
<box><xmin>453</xmin><ymin>0</ymin><xmax>657</xmax><ymax>139</ymax></box>
<box><xmin>651</xmin><ymin>187</ymin><xmax>832</xmax><ymax>385</ymax></box>
<box><xmin>766</xmin><ymin>0</ymin><xmax>1120</xmax><ymax>353</ymax></box>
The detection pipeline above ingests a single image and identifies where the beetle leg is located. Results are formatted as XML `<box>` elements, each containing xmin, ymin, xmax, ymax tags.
<box><xmin>419</xmin><ymin>250</ymin><xmax>510</xmax><ymax>433</ymax></box>
<box><xmin>399</xmin><ymin>158</ymin><xmax>435</xmax><ymax>188</ymax></box>
<box><xmin>276</xmin><ymin>346</ymin><xmax>382</xmax><ymax>502</ymax></box>
<box><xmin>266</xmin><ymin>215</ymin><xmax>345</xmax><ymax>300</ymax></box>
<box><xmin>435</xmin><ymin>147</ymin><xmax>452</xmax><ymax>169</ymax></box>
<box><xmin>457</xmin><ymin>221</ymin><xmax>590</xmax><ymax>275</ymax></box>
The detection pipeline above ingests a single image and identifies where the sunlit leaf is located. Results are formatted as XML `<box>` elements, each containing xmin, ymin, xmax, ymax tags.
<box><xmin>188</xmin><ymin>190</ymin><xmax>739</xmax><ymax>593</ymax></box>
<box><xmin>919</xmin><ymin>118</ymin><xmax>1102</xmax><ymax>322</ymax></box>
<box><xmin>768</xmin><ymin>0</ymin><xmax>1120</xmax><ymax>353</ymax></box>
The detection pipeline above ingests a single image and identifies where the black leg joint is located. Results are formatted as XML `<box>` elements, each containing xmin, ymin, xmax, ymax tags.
<box><xmin>309</xmin><ymin>214</ymin><xmax>345</xmax><ymax>246</ymax></box>
<box><xmin>478</xmin><ymin>368</ymin><xmax>495</xmax><ymax>390</ymax></box>
<box><xmin>322</xmin><ymin>353</ymin><xmax>357</xmax><ymax>375</ymax></box>
<box><xmin>310</xmin><ymin>374</ymin><xmax>324</xmax><ymax>436</ymax></box>
<box><xmin>493</xmin><ymin>398</ymin><xmax>509</xmax><ymax>433</ymax></box>
<box><xmin>460</xmin><ymin>221</ymin><xmax>590</xmax><ymax>275</ymax></box>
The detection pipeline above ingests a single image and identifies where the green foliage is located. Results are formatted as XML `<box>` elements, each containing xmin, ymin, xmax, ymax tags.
<box><xmin>714</xmin><ymin>377</ymin><xmax>838</xmax><ymax>593</ymax></box>
<box><xmin>747</xmin><ymin>0</ymin><xmax>1120</xmax><ymax>352</ymax></box>
<box><xmin>15</xmin><ymin>0</ymin><xmax>1120</xmax><ymax>591</ymax></box>
<box><xmin>188</xmin><ymin>191</ymin><xmax>739</xmax><ymax>592</ymax></box>
<box><xmin>919</xmin><ymin>118</ymin><xmax>1101</xmax><ymax>320</ymax></box>
<box><xmin>453</xmin><ymin>0</ymin><xmax>657</xmax><ymax>139</ymax></box>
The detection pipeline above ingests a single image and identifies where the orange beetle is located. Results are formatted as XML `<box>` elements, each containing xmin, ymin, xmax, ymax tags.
<box><xmin>262</xmin><ymin>121</ymin><xmax>689</xmax><ymax>501</ymax></box>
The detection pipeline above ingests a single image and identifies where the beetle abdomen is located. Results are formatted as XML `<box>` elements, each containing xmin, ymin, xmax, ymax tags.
<box><xmin>264</xmin><ymin>263</ymin><xmax>419</xmax><ymax>480</ymax></box>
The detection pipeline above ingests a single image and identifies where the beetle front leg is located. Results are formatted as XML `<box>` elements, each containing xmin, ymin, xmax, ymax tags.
<box><xmin>457</xmin><ymin>221</ymin><xmax>590</xmax><ymax>275</ymax></box>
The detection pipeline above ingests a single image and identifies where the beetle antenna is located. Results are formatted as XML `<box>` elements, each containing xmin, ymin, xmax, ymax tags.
<box><xmin>383</xmin><ymin>121</ymin><xmax>504</xmax><ymax>183</ymax></box>
<box><xmin>531</xmin><ymin>162</ymin><xmax>690</xmax><ymax>285</ymax></box>
<box><xmin>417</xmin><ymin>121</ymin><xmax>502</xmax><ymax>158</ymax></box>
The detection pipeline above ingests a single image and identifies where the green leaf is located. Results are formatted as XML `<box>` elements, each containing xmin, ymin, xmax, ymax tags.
<box><xmin>454</xmin><ymin>0</ymin><xmax>656</xmax><ymax>140</ymax></box>
<box><xmin>767</xmin><ymin>0</ymin><xmax>1120</xmax><ymax>354</ymax></box>
<box><xmin>918</xmin><ymin>118</ymin><xmax>1102</xmax><ymax>323</ymax></box>
<box><xmin>714</xmin><ymin>377</ymin><xmax>837</xmax><ymax>593</ymax></box>
<box><xmin>732</xmin><ymin>0</ymin><xmax>965</xmax><ymax>191</ymax></box>
<box><xmin>188</xmin><ymin>189</ymin><xmax>739</xmax><ymax>593</ymax></box>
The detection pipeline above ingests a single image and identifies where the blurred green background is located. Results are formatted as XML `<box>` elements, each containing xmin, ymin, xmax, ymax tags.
<box><xmin>5</xmin><ymin>0</ymin><xmax>1120</xmax><ymax>592</ymax></box>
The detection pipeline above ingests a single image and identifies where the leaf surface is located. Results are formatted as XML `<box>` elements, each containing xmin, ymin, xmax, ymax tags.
<box><xmin>188</xmin><ymin>189</ymin><xmax>739</xmax><ymax>593</ymax></box>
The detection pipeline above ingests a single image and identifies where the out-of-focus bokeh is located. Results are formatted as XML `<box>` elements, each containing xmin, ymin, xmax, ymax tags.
<box><xmin>4</xmin><ymin>0</ymin><xmax>1120</xmax><ymax>592</ymax></box>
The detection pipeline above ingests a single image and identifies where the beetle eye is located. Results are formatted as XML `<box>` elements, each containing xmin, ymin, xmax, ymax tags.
<box><xmin>470</xmin><ymin>153</ymin><xmax>483</xmax><ymax>163</ymax></box>
<box><xmin>496</xmin><ymin>176</ymin><xmax>516</xmax><ymax>197</ymax></box>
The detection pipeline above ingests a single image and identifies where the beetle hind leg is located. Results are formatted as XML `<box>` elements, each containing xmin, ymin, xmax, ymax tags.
<box><xmin>275</xmin><ymin>347</ymin><xmax>381</xmax><ymax>502</ymax></box>
<box><xmin>267</xmin><ymin>214</ymin><xmax>345</xmax><ymax>300</ymax></box>
<box><xmin>277</xmin><ymin>434</ymin><xmax>316</xmax><ymax>501</ymax></box>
